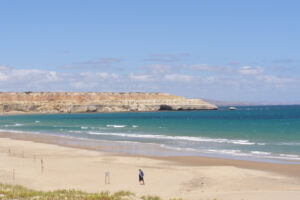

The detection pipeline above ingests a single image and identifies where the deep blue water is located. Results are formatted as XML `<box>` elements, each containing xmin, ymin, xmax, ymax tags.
<box><xmin>1</xmin><ymin>105</ymin><xmax>300</xmax><ymax>162</ymax></box>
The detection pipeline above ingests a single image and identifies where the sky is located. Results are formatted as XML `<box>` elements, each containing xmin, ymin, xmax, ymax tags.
<box><xmin>0</xmin><ymin>0</ymin><xmax>300</xmax><ymax>103</ymax></box>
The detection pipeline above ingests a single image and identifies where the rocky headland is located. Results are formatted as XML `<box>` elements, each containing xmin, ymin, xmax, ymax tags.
<box><xmin>0</xmin><ymin>92</ymin><xmax>217</xmax><ymax>114</ymax></box>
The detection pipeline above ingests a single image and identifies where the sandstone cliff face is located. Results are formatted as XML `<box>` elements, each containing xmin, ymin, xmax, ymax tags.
<box><xmin>0</xmin><ymin>92</ymin><xmax>217</xmax><ymax>114</ymax></box>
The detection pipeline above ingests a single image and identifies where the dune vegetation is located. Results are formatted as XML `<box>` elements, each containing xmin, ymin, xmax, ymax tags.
<box><xmin>0</xmin><ymin>183</ymin><xmax>187</xmax><ymax>200</ymax></box>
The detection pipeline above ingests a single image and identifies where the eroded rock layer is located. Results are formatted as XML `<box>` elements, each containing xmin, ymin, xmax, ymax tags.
<box><xmin>0</xmin><ymin>92</ymin><xmax>217</xmax><ymax>114</ymax></box>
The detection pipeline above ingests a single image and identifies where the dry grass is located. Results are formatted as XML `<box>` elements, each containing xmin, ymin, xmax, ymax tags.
<box><xmin>0</xmin><ymin>183</ymin><xmax>191</xmax><ymax>200</ymax></box>
<box><xmin>0</xmin><ymin>183</ymin><xmax>134</xmax><ymax>200</ymax></box>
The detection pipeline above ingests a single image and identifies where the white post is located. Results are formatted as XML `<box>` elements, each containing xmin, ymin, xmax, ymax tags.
<box><xmin>105</xmin><ymin>172</ymin><xmax>110</xmax><ymax>184</ymax></box>
<box><xmin>41</xmin><ymin>159</ymin><xmax>44</xmax><ymax>173</ymax></box>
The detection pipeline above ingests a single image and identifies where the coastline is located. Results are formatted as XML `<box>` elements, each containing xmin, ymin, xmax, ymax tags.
<box><xmin>1</xmin><ymin>129</ymin><xmax>300</xmax><ymax>165</ymax></box>
<box><xmin>2</xmin><ymin>107</ymin><xmax>300</xmax><ymax>164</ymax></box>
<box><xmin>0</xmin><ymin>131</ymin><xmax>300</xmax><ymax>199</ymax></box>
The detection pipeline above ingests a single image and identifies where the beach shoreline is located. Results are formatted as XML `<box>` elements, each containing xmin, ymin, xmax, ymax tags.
<box><xmin>0</xmin><ymin>131</ymin><xmax>300</xmax><ymax>176</ymax></box>
<box><xmin>1</xmin><ymin>130</ymin><xmax>300</xmax><ymax>164</ymax></box>
<box><xmin>0</xmin><ymin>132</ymin><xmax>300</xmax><ymax>199</ymax></box>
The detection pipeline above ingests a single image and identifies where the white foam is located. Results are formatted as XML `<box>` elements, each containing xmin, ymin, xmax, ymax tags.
<box><xmin>207</xmin><ymin>149</ymin><xmax>250</xmax><ymax>156</ymax></box>
<box><xmin>208</xmin><ymin>149</ymin><xmax>240</xmax><ymax>154</ymax></box>
<box><xmin>3</xmin><ymin>123</ymin><xmax>24</xmax><ymax>127</ymax></box>
<box><xmin>132</xmin><ymin>125</ymin><xmax>138</xmax><ymax>128</ymax></box>
<box><xmin>0</xmin><ymin>129</ymin><xmax>25</xmax><ymax>133</ymax></box>
<box><xmin>87</xmin><ymin>131</ymin><xmax>257</xmax><ymax>145</ymax></box>
<box><xmin>68</xmin><ymin>130</ymin><xmax>82</xmax><ymax>133</ymax></box>
<box><xmin>251</xmin><ymin>151</ymin><xmax>271</xmax><ymax>155</ymax></box>
<box><xmin>232</xmin><ymin>140</ymin><xmax>255</xmax><ymax>145</ymax></box>
<box><xmin>0</xmin><ymin>129</ymin><xmax>41</xmax><ymax>134</ymax></box>
<box><xmin>279</xmin><ymin>154</ymin><xmax>299</xmax><ymax>158</ymax></box>
<box><xmin>81</xmin><ymin>126</ymin><xmax>88</xmax><ymax>129</ymax></box>
<box><xmin>106</xmin><ymin>125</ymin><xmax>127</xmax><ymax>128</ymax></box>
<box><xmin>207</xmin><ymin>149</ymin><xmax>300</xmax><ymax>161</ymax></box>
<box><xmin>160</xmin><ymin>144</ymin><xmax>198</xmax><ymax>152</ymax></box>
<box><xmin>35</xmin><ymin>121</ymin><xmax>40</xmax><ymax>123</ymax></box>
<box><xmin>267</xmin><ymin>155</ymin><xmax>300</xmax><ymax>161</ymax></box>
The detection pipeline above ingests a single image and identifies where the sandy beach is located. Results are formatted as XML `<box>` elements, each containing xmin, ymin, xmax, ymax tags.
<box><xmin>0</xmin><ymin>134</ymin><xmax>300</xmax><ymax>200</ymax></box>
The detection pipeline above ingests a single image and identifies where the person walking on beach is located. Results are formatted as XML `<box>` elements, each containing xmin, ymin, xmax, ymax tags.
<box><xmin>139</xmin><ymin>169</ymin><xmax>144</xmax><ymax>185</ymax></box>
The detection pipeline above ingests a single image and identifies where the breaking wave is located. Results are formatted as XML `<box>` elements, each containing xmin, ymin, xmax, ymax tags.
<box><xmin>87</xmin><ymin>131</ymin><xmax>257</xmax><ymax>145</ymax></box>
<box><xmin>106</xmin><ymin>124</ymin><xmax>127</xmax><ymax>128</ymax></box>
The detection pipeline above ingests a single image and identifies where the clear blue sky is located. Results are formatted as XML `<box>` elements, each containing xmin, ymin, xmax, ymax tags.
<box><xmin>0</xmin><ymin>0</ymin><xmax>299</xmax><ymax>103</ymax></box>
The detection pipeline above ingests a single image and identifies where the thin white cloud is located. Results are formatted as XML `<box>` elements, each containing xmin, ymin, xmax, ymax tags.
<box><xmin>70</xmin><ymin>81</ymin><xmax>99</xmax><ymax>90</ymax></box>
<box><xmin>163</xmin><ymin>74</ymin><xmax>193</xmax><ymax>82</ymax></box>
<box><xmin>184</xmin><ymin>64</ymin><xmax>234</xmax><ymax>74</ymax></box>
<box><xmin>0</xmin><ymin>65</ymin><xmax>10</xmax><ymax>70</ymax></box>
<box><xmin>80</xmin><ymin>72</ymin><xmax>119</xmax><ymax>79</ymax></box>
<box><xmin>263</xmin><ymin>75</ymin><xmax>295</xmax><ymax>84</ymax></box>
<box><xmin>146</xmin><ymin>64</ymin><xmax>173</xmax><ymax>74</ymax></box>
<box><xmin>0</xmin><ymin>72</ymin><xmax>7</xmax><ymax>81</ymax></box>
<box><xmin>239</xmin><ymin>66</ymin><xmax>264</xmax><ymax>75</ymax></box>
<box><xmin>187</xmin><ymin>64</ymin><xmax>215</xmax><ymax>71</ymax></box>
<box><xmin>129</xmin><ymin>73</ymin><xmax>154</xmax><ymax>82</ymax></box>
<box><xmin>0</xmin><ymin>67</ymin><xmax>61</xmax><ymax>83</ymax></box>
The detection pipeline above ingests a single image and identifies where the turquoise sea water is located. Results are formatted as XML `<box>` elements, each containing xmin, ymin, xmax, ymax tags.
<box><xmin>1</xmin><ymin>105</ymin><xmax>300</xmax><ymax>162</ymax></box>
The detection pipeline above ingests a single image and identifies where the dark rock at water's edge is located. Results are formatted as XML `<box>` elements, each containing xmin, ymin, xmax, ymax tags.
<box><xmin>0</xmin><ymin>92</ymin><xmax>217</xmax><ymax>114</ymax></box>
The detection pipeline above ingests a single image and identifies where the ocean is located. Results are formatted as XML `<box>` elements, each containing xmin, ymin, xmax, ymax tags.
<box><xmin>1</xmin><ymin>105</ymin><xmax>300</xmax><ymax>163</ymax></box>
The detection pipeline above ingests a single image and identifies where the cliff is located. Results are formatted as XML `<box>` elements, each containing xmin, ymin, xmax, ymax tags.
<box><xmin>0</xmin><ymin>92</ymin><xmax>217</xmax><ymax>114</ymax></box>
